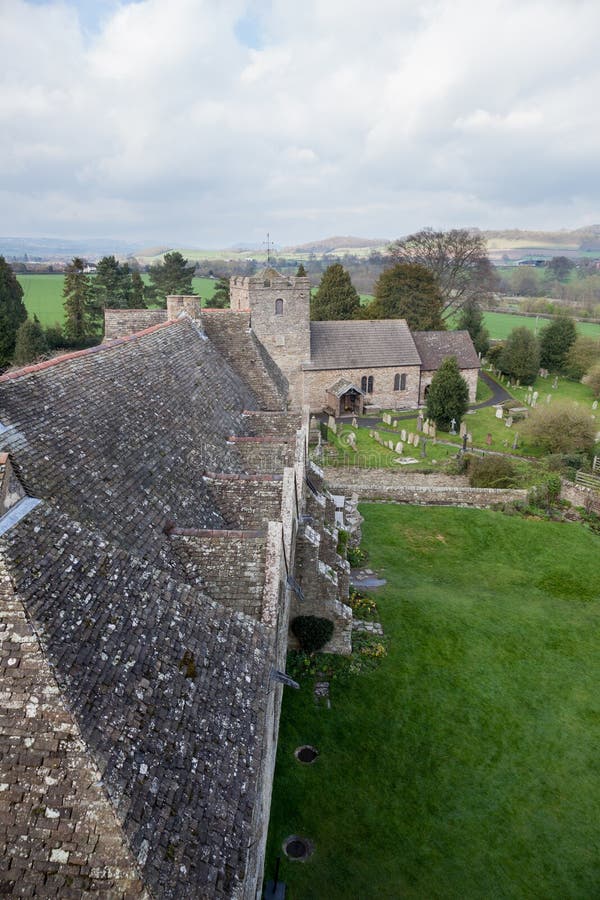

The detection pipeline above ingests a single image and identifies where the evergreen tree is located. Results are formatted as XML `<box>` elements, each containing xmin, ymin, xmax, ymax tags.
<box><xmin>310</xmin><ymin>263</ymin><xmax>360</xmax><ymax>320</ymax></box>
<box><xmin>211</xmin><ymin>276</ymin><xmax>230</xmax><ymax>308</ymax></box>
<box><xmin>130</xmin><ymin>270</ymin><xmax>147</xmax><ymax>308</ymax></box>
<box><xmin>0</xmin><ymin>255</ymin><xmax>27</xmax><ymax>367</ymax></box>
<box><xmin>94</xmin><ymin>255</ymin><xmax>133</xmax><ymax>308</ymax></box>
<box><xmin>456</xmin><ymin>298</ymin><xmax>489</xmax><ymax>356</ymax></box>
<box><xmin>368</xmin><ymin>263</ymin><xmax>445</xmax><ymax>330</ymax></box>
<box><xmin>148</xmin><ymin>251</ymin><xmax>196</xmax><ymax>306</ymax></box>
<box><xmin>425</xmin><ymin>356</ymin><xmax>469</xmax><ymax>430</ymax></box>
<box><xmin>539</xmin><ymin>316</ymin><xmax>577</xmax><ymax>372</ymax></box>
<box><xmin>296</xmin><ymin>262</ymin><xmax>307</xmax><ymax>277</ymax></box>
<box><xmin>498</xmin><ymin>327</ymin><xmax>540</xmax><ymax>385</ymax></box>
<box><xmin>63</xmin><ymin>257</ymin><xmax>96</xmax><ymax>342</ymax></box>
<box><xmin>13</xmin><ymin>316</ymin><xmax>48</xmax><ymax>365</ymax></box>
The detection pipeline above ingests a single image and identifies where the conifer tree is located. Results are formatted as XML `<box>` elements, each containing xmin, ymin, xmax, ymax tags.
<box><xmin>296</xmin><ymin>262</ymin><xmax>307</xmax><ymax>277</ymax></box>
<box><xmin>148</xmin><ymin>251</ymin><xmax>196</xmax><ymax>306</ymax></box>
<box><xmin>0</xmin><ymin>255</ymin><xmax>27</xmax><ymax>367</ymax></box>
<box><xmin>456</xmin><ymin>298</ymin><xmax>489</xmax><ymax>355</ymax></box>
<box><xmin>13</xmin><ymin>316</ymin><xmax>48</xmax><ymax>365</ymax></box>
<box><xmin>63</xmin><ymin>257</ymin><xmax>96</xmax><ymax>342</ymax></box>
<box><xmin>368</xmin><ymin>263</ymin><xmax>445</xmax><ymax>330</ymax></box>
<box><xmin>130</xmin><ymin>270</ymin><xmax>147</xmax><ymax>308</ymax></box>
<box><xmin>539</xmin><ymin>316</ymin><xmax>577</xmax><ymax>372</ymax></box>
<box><xmin>425</xmin><ymin>356</ymin><xmax>469</xmax><ymax>430</ymax></box>
<box><xmin>211</xmin><ymin>276</ymin><xmax>230</xmax><ymax>308</ymax></box>
<box><xmin>499</xmin><ymin>327</ymin><xmax>540</xmax><ymax>385</ymax></box>
<box><xmin>310</xmin><ymin>263</ymin><xmax>360</xmax><ymax>320</ymax></box>
<box><xmin>94</xmin><ymin>255</ymin><xmax>133</xmax><ymax>309</ymax></box>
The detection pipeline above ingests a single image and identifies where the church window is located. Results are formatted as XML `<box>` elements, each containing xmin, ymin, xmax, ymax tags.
<box><xmin>361</xmin><ymin>376</ymin><xmax>367</xmax><ymax>392</ymax></box>
<box><xmin>394</xmin><ymin>373</ymin><xmax>407</xmax><ymax>391</ymax></box>
<box><xmin>367</xmin><ymin>376</ymin><xmax>374</xmax><ymax>393</ymax></box>
<box><xmin>275</xmin><ymin>298</ymin><xmax>284</xmax><ymax>315</ymax></box>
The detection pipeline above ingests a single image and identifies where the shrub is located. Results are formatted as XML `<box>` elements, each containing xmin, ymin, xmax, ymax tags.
<box><xmin>468</xmin><ymin>455</ymin><xmax>518</xmax><ymax>488</ymax></box>
<box><xmin>291</xmin><ymin>616</ymin><xmax>334</xmax><ymax>654</ymax></box>
<box><xmin>528</xmin><ymin>475</ymin><xmax>562</xmax><ymax>509</ymax></box>
<box><xmin>347</xmin><ymin>546</ymin><xmax>368</xmax><ymax>568</ymax></box>
<box><xmin>523</xmin><ymin>402</ymin><xmax>596</xmax><ymax>456</ymax></box>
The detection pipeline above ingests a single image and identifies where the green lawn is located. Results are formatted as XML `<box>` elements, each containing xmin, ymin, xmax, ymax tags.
<box><xmin>266</xmin><ymin>505</ymin><xmax>600</xmax><ymax>899</ymax></box>
<box><xmin>482</xmin><ymin>311</ymin><xmax>600</xmax><ymax>341</ymax></box>
<box><xmin>17</xmin><ymin>274</ymin><xmax>217</xmax><ymax>326</ymax></box>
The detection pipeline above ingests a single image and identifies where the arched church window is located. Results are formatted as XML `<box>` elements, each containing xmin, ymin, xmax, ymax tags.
<box><xmin>400</xmin><ymin>374</ymin><xmax>407</xmax><ymax>390</ymax></box>
<box><xmin>367</xmin><ymin>376</ymin><xmax>374</xmax><ymax>394</ymax></box>
<box><xmin>275</xmin><ymin>298</ymin><xmax>284</xmax><ymax>315</ymax></box>
<box><xmin>394</xmin><ymin>374</ymin><xmax>400</xmax><ymax>391</ymax></box>
<box><xmin>361</xmin><ymin>376</ymin><xmax>367</xmax><ymax>392</ymax></box>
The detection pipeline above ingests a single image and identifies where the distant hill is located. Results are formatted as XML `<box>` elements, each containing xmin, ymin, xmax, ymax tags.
<box><xmin>0</xmin><ymin>236</ymin><xmax>142</xmax><ymax>261</ymax></box>
<box><xmin>283</xmin><ymin>235</ymin><xmax>389</xmax><ymax>254</ymax></box>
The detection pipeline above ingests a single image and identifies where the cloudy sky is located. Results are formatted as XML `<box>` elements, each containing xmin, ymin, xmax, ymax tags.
<box><xmin>2</xmin><ymin>0</ymin><xmax>600</xmax><ymax>247</ymax></box>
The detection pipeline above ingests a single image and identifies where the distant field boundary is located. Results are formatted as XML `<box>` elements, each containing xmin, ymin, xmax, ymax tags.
<box><xmin>488</xmin><ymin>306</ymin><xmax>600</xmax><ymax>326</ymax></box>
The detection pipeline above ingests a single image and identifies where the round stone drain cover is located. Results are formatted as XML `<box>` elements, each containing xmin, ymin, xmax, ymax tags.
<box><xmin>294</xmin><ymin>745</ymin><xmax>319</xmax><ymax>764</ymax></box>
<box><xmin>283</xmin><ymin>836</ymin><xmax>314</xmax><ymax>861</ymax></box>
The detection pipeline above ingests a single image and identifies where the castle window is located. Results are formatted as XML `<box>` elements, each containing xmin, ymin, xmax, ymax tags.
<box><xmin>394</xmin><ymin>373</ymin><xmax>407</xmax><ymax>391</ymax></box>
<box><xmin>275</xmin><ymin>298</ymin><xmax>284</xmax><ymax>315</ymax></box>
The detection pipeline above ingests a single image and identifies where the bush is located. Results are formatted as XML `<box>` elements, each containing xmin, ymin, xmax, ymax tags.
<box><xmin>291</xmin><ymin>616</ymin><xmax>334</xmax><ymax>654</ymax></box>
<box><xmin>544</xmin><ymin>453</ymin><xmax>587</xmax><ymax>474</ymax></box>
<box><xmin>347</xmin><ymin>546</ymin><xmax>368</xmax><ymax>568</ymax></box>
<box><xmin>523</xmin><ymin>402</ymin><xmax>596</xmax><ymax>456</ymax></box>
<box><xmin>468</xmin><ymin>455</ymin><xmax>518</xmax><ymax>488</ymax></box>
<box><xmin>528</xmin><ymin>475</ymin><xmax>562</xmax><ymax>509</ymax></box>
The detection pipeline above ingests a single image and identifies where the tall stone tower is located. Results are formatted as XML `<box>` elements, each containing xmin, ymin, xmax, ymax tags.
<box><xmin>230</xmin><ymin>267</ymin><xmax>311</xmax><ymax>400</ymax></box>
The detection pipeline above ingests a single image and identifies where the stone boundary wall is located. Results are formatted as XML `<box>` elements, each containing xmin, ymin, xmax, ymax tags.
<box><xmin>324</xmin><ymin>467</ymin><xmax>527</xmax><ymax>508</ymax></box>
<box><xmin>561</xmin><ymin>479</ymin><xmax>600</xmax><ymax>514</ymax></box>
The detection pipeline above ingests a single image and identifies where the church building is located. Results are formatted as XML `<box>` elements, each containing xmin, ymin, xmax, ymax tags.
<box><xmin>230</xmin><ymin>267</ymin><xmax>480</xmax><ymax>415</ymax></box>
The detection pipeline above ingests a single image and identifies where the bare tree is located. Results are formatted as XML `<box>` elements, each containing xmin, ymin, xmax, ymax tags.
<box><xmin>388</xmin><ymin>228</ymin><xmax>496</xmax><ymax>319</ymax></box>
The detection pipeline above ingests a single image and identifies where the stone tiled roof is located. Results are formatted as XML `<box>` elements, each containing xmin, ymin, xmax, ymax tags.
<box><xmin>0</xmin><ymin>317</ymin><xmax>291</xmax><ymax>897</ymax></box>
<box><xmin>0</xmin><ymin>562</ymin><xmax>147</xmax><ymax>897</ymax></box>
<box><xmin>411</xmin><ymin>330</ymin><xmax>480</xmax><ymax>370</ymax></box>
<box><xmin>308</xmin><ymin>320</ymin><xmax>421</xmax><ymax>369</ymax></box>
<box><xmin>327</xmin><ymin>377</ymin><xmax>364</xmax><ymax>397</ymax></box>
<box><xmin>1</xmin><ymin>504</ymin><xmax>274</xmax><ymax>898</ymax></box>
<box><xmin>0</xmin><ymin>319</ymin><xmax>256</xmax><ymax>571</ymax></box>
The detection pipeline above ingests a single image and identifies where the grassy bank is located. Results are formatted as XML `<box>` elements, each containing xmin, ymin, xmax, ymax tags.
<box><xmin>266</xmin><ymin>504</ymin><xmax>600</xmax><ymax>899</ymax></box>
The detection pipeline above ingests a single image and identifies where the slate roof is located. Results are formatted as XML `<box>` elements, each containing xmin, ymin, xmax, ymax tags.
<box><xmin>0</xmin><ymin>318</ymin><xmax>288</xmax><ymax>897</ymax></box>
<box><xmin>411</xmin><ymin>330</ymin><xmax>480</xmax><ymax>370</ymax></box>
<box><xmin>327</xmin><ymin>377</ymin><xmax>364</xmax><ymax>397</ymax></box>
<box><xmin>1</xmin><ymin>504</ymin><xmax>273</xmax><ymax>898</ymax></box>
<box><xmin>307</xmin><ymin>320</ymin><xmax>421</xmax><ymax>370</ymax></box>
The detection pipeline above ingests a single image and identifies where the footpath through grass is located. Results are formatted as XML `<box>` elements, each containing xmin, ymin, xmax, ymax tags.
<box><xmin>266</xmin><ymin>505</ymin><xmax>600</xmax><ymax>899</ymax></box>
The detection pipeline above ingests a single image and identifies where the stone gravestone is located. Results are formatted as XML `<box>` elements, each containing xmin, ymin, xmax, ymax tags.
<box><xmin>347</xmin><ymin>432</ymin><xmax>356</xmax><ymax>448</ymax></box>
<box><xmin>417</xmin><ymin>414</ymin><xmax>424</xmax><ymax>431</ymax></box>
<box><xmin>512</xmin><ymin>432</ymin><xmax>519</xmax><ymax>450</ymax></box>
<box><xmin>421</xmin><ymin>438</ymin><xmax>427</xmax><ymax>458</ymax></box>
<box><xmin>393</xmin><ymin>420</ymin><xmax>398</xmax><ymax>428</ymax></box>
<box><xmin>395</xmin><ymin>441</ymin><xmax>403</xmax><ymax>453</ymax></box>
<box><xmin>431</xmin><ymin>424</ymin><xmax>437</xmax><ymax>443</ymax></box>
<box><xmin>495</xmin><ymin>406</ymin><xmax>503</xmax><ymax>419</ymax></box>
<box><xmin>467</xmin><ymin>432</ymin><xmax>473</xmax><ymax>447</ymax></box>
<box><xmin>593</xmin><ymin>401</ymin><xmax>598</xmax><ymax>411</ymax></box>
<box><xmin>423</xmin><ymin>420</ymin><xmax>430</xmax><ymax>436</ymax></box>
<box><xmin>546</xmin><ymin>394</ymin><xmax>552</xmax><ymax>404</ymax></box>
<box><xmin>413</xmin><ymin>434</ymin><xmax>420</xmax><ymax>448</ymax></box>
<box><xmin>533</xmin><ymin>391</ymin><xmax>539</xmax><ymax>402</ymax></box>
<box><xmin>449</xmin><ymin>418</ymin><xmax>457</xmax><ymax>435</ymax></box>
<box><xmin>462</xmin><ymin>434</ymin><xmax>468</xmax><ymax>452</ymax></box>
<box><xmin>552</xmin><ymin>376</ymin><xmax>558</xmax><ymax>389</ymax></box>
<box><xmin>408</xmin><ymin>433</ymin><xmax>414</xmax><ymax>445</ymax></box>
<box><xmin>460</xmin><ymin>421</ymin><xmax>467</xmax><ymax>437</ymax></box>
<box><xmin>352</xmin><ymin>417</ymin><xmax>358</xmax><ymax>429</ymax></box>
<box><xmin>486</xmin><ymin>433</ymin><xmax>492</xmax><ymax>446</ymax></box>
<box><xmin>505</xmin><ymin>416</ymin><xmax>513</xmax><ymax>428</ymax></box>
<box><xmin>401</xmin><ymin>429</ymin><xmax>407</xmax><ymax>442</ymax></box>
<box><xmin>328</xmin><ymin>415</ymin><xmax>337</xmax><ymax>434</ymax></box>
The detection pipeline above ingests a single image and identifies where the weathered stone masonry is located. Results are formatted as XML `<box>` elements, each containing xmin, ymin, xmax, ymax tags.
<box><xmin>0</xmin><ymin>314</ymin><xmax>352</xmax><ymax>898</ymax></box>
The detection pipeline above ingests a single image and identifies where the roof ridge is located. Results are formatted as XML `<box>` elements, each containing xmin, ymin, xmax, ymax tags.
<box><xmin>0</xmin><ymin>319</ymin><xmax>179</xmax><ymax>384</ymax></box>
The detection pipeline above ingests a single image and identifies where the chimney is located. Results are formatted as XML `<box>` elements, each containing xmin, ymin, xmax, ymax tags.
<box><xmin>167</xmin><ymin>295</ymin><xmax>201</xmax><ymax>320</ymax></box>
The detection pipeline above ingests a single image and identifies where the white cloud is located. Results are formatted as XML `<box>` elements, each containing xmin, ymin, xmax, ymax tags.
<box><xmin>2</xmin><ymin>0</ymin><xmax>600</xmax><ymax>244</ymax></box>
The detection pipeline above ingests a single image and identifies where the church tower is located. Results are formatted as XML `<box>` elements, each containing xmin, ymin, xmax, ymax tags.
<box><xmin>230</xmin><ymin>267</ymin><xmax>311</xmax><ymax>399</ymax></box>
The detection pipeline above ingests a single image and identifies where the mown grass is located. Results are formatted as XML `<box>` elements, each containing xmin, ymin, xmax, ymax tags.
<box><xmin>266</xmin><ymin>504</ymin><xmax>600</xmax><ymax>899</ymax></box>
<box><xmin>481</xmin><ymin>311</ymin><xmax>600</xmax><ymax>341</ymax></box>
<box><xmin>17</xmin><ymin>274</ymin><xmax>217</xmax><ymax>326</ymax></box>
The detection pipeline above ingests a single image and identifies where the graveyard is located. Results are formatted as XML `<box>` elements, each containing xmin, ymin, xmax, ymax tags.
<box><xmin>266</xmin><ymin>503</ymin><xmax>600</xmax><ymax>898</ymax></box>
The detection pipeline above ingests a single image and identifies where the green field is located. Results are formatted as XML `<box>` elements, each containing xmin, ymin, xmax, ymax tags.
<box><xmin>482</xmin><ymin>311</ymin><xmax>600</xmax><ymax>341</ymax></box>
<box><xmin>17</xmin><ymin>274</ymin><xmax>217</xmax><ymax>325</ymax></box>
<box><xmin>266</xmin><ymin>504</ymin><xmax>600</xmax><ymax>899</ymax></box>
